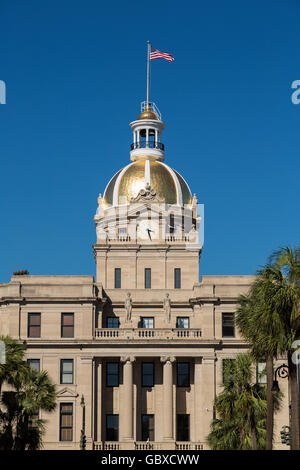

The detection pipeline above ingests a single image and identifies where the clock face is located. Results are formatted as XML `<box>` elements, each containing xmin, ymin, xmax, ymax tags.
<box><xmin>138</xmin><ymin>219</ymin><xmax>159</xmax><ymax>240</ymax></box>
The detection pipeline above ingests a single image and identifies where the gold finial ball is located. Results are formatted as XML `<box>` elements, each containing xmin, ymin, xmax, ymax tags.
<box><xmin>137</xmin><ymin>105</ymin><xmax>159</xmax><ymax>121</ymax></box>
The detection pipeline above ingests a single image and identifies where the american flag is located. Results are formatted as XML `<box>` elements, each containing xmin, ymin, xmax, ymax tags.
<box><xmin>150</xmin><ymin>45</ymin><xmax>174</xmax><ymax>62</ymax></box>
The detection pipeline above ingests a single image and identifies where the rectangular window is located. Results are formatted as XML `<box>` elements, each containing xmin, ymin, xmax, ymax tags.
<box><xmin>142</xmin><ymin>363</ymin><xmax>155</xmax><ymax>387</ymax></box>
<box><xmin>106</xmin><ymin>317</ymin><xmax>119</xmax><ymax>328</ymax></box>
<box><xmin>142</xmin><ymin>414</ymin><xmax>154</xmax><ymax>441</ymax></box>
<box><xmin>176</xmin><ymin>317</ymin><xmax>189</xmax><ymax>329</ymax></box>
<box><xmin>27</xmin><ymin>359</ymin><xmax>40</xmax><ymax>372</ymax></box>
<box><xmin>118</xmin><ymin>227</ymin><xmax>127</xmax><ymax>235</ymax></box>
<box><xmin>60</xmin><ymin>403</ymin><xmax>73</xmax><ymax>441</ymax></box>
<box><xmin>222</xmin><ymin>358</ymin><xmax>235</xmax><ymax>383</ymax></box>
<box><xmin>222</xmin><ymin>313</ymin><xmax>235</xmax><ymax>337</ymax></box>
<box><xmin>28</xmin><ymin>313</ymin><xmax>41</xmax><ymax>338</ymax></box>
<box><xmin>106</xmin><ymin>414</ymin><xmax>119</xmax><ymax>441</ymax></box>
<box><xmin>60</xmin><ymin>359</ymin><xmax>74</xmax><ymax>384</ymax></box>
<box><xmin>106</xmin><ymin>362</ymin><xmax>119</xmax><ymax>387</ymax></box>
<box><xmin>114</xmin><ymin>268</ymin><xmax>121</xmax><ymax>289</ymax></box>
<box><xmin>169</xmin><ymin>214</ymin><xmax>175</xmax><ymax>234</ymax></box>
<box><xmin>145</xmin><ymin>268</ymin><xmax>151</xmax><ymax>289</ymax></box>
<box><xmin>176</xmin><ymin>414</ymin><xmax>190</xmax><ymax>441</ymax></box>
<box><xmin>61</xmin><ymin>313</ymin><xmax>74</xmax><ymax>338</ymax></box>
<box><xmin>257</xmin><ymin>361</ymin><xmax>267</xmax><ymax>384</ymax></box>
<box><xmin>141</xmin><ymin>317</ymin><xmax>154</xmax><ymax>329</ymax></box>
<box><xmin>174</xmin><ymin>268</ymin><xmax>181</xmax><ymax>289</ymax></box>
<box><xmin>177</xmin><ymin>362</ymin><xmax>190</xmax><ymax>387</ymax></box>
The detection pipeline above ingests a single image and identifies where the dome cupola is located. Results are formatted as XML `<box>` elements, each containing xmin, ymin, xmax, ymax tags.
<box><xmin>101</xmin><ymin>101</ymin><xmax>192</xmax><ymax>209</ymax></box>
<box><xmin>130</xmin><ymin>102</ymin><xmax>165</xmax><ymax>162</ymax></box>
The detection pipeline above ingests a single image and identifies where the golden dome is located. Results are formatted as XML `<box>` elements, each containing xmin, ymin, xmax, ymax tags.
<box><xmin>137</xmin><ymin>105</ymin><xmax>159</xmax><ymax>121</ymax></box>
<box><xmin>103</xmin><ymin>160</ymin><xmax>192</xmax><ymax>208</ymax></box>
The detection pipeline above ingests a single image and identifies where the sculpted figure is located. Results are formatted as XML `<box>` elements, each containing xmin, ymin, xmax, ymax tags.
<box><xmin>125</xmin><ymin>292</ymin><xmax>132</xmax><ymax>321</ymax></box>
<box><xmin>163</xmin><ymin>293</ymin><xmax>171</xmax><ymax>323</ymax></box>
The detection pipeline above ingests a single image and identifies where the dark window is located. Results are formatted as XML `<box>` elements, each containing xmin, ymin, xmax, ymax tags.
<box><xmin>27</xmin><ymin>359</ymin><xmax>40</xmax><ymax>372</ymax></box>
<box><xmin>169</xmin><ymin>213</ymin><xmax>175</xmax><ymax>234</ymax></box>
<box><xmin>142</xmin><ymin>363</ymin><xmax>154</xmax><ymax>387</ymax></box>
<box><xmin>115</xmin><ymin>268</ymin><xmax>121</xmax><ymax>289</ymax></box>
<box><xmin>141</xmin><ymin>317</ymin><xmax>154</xmax><ymax>329</ymax></box>
<box><xmin>145</xmin><ymin>268</ymin><xmax>151</xmax><ymax>288</ymax></box>
<box><xmin>142</xmin><ymin>414</ymin><xmax>154</xmax><ymax>441</ymax></box>
<box><xmin>177</xmin><ymin>362</ymin><xmax>190</xmax><ymax>387</ymax></box>
<box><xmin>107</xmin><ymin>317</ymin><xmax>119</xmax><ymax>328</ymax></box>
<box><xmin>222</xmin><ymin>358</ymin><xmax>235</xmax><ymax>384</ymax></box>
<box><xmin>176</xmin><ymin>414</ymin><xmax>190</xmax><ymax>441</ymax></box>
<box><xmin>61</xmin><ymin>313</ymin><xmax>74</xmax><ymax>338</ymax></box>
<box><xmin>106</xmin><ymin>414</ymin><xmax>119</xmax><ymax>441</ymax></box>
<box><xmin>60</xmin><ymin>403</ymin><xmax>73</xmax><ymax>441</ymax></box>
<box><xmin>106</xmin><ymin>362</ymin><xmax>119</xmax><ymax>387</ymax></box>
<box><xmin>174</xmin><ymin>268</ymin><xmax>181</xmax><ymax>289</ymax></box>
<box><xmin>176</xmin><ymin>317</ymin><xmax>189</xmax><ymax>329</ymax></box>
<box><xmin>28</xmin><ymin>313</ymin><xmax>41</xmax><ymax>338</ymax></box>
<box><xmin>222</xmin><ymin>313</ymin><xmax>235</xmax><ymax>337</ymax></box>
<box><xmin>60</xmin><ymin>359</ymin><xmax>74</xmax><ymax>384</ymax></box>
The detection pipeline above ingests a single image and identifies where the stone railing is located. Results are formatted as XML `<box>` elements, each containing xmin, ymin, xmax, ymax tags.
<box><xmin>94</xmin><ymin>441</ymin><xmax>204</xmax><ymax>450</ymax></box>
<box><xmin>94</xmin><ymin>328</ymin><xmax>202</xmax><ymax>340</ymax></box>
<box><xmin>175</xmin><ymin>442</ymin><xmax>204</xmax><ymax>450</ymax></box>
<box><xmin>93</xmin><ymin>442</ymin><xmax>120</xmax><ymax>450</ymax></box>
<box><xmin>96</xmin><ymin>234</ymin><xmax>195</xmax><ymax>244</ymax></box>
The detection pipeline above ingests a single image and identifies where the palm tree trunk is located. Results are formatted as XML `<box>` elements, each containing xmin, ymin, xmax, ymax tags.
<box><xmin>288</xmin><ymin>352</ymin><xmax>300</xmax><ymax>450</ymax></box>
<box><xmin>266</xmin><ymin>356</ymin><xmax>274</xmax><ymax>450</ymax></box>
<box><xmin>250</xmin><ymin>424</ymin><xmax>258</xmax><ymax>450</ymax></box>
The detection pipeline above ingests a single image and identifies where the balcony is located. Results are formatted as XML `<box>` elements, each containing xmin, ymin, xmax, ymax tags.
<box><xmin>130</xmin><ymin>141</ymin><xmax>164</xmax><ymax>151</ymax></box>
<box><xmin>94</xmin><ymin>328</ymin><xmax>202</xmax><ymax>341</ymax></box>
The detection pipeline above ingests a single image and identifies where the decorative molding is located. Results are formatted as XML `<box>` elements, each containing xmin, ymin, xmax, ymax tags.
<box><xmin>120</xmin><ymin>355</ymin><xmax>136</xmax><ymax>363</ymax></box>
<box><xmin>160</xmin><ymin>355</ymin><xmax>176</xmax><ymax>364</ymax></box>
<box><xmin>56</xmin><ymin>387</ymin><xmax>79</xmax><ymax>398</ymax></box>
<box><xmin>130</xmin><ymin>185</ymin><xmax>165</xmax><ymax>204</ymax></box>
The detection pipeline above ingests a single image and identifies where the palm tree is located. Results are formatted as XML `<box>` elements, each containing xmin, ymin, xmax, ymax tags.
<box><xmin>208</xmin><ymin>353</ymin><xmax>278</xmax><ymax>450</ymax></box>
<box><xmin>0</xmin><ymin>367</ymin><xmax>56</xmax><ymax>450</ymax></box>
<box><xmin>0</xmin><ymin>336</ymin><xmax>27</xmax><ymax>395</ymax></box>
<box><xmin>236</xmin><ymin>285</ymin><xmax>277</xmax><ymax>450</ymax></box>
<box><xmin>270</xmin><ymin>246</ymin><xmax>300</xmax><ymax>449</ymax></box>
<box><xmin>236</xmin><ymin>246</ymin><xmax>300</xmax><ymax>449</ymax></box>
<box><xmin>0</xmin><ymin>335</ymin><xmax>56</xmax><ymax>449</ymax></box>
<box><xmin>208</xmin><ymin>353</ymin><xmax>280</xmax><ymax>450</ymax></box>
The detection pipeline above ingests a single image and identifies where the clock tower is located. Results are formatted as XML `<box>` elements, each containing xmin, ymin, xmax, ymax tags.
<box><xmin>93</xmin><ymin>101</ymin><xmax>202</xmax><ymax>290</ymax></box>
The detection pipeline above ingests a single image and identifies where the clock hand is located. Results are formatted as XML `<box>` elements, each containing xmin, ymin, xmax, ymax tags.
<box><xmin>146</xmin><ymin>228</ymin><xmax>152</xmax><ymax>240</ymax></box>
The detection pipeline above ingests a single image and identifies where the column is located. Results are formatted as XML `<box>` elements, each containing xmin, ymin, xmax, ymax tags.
<box><xmin>79</xmin><ymin>356</ymin><xmax>94</xmax><ymax>449</ymax></box>
<box><xmin>121</xmin><ymin>356</ymin><xmax>135</xmax><ymax>441</ymax></box>
<box><xmin>94</xmin><ymin>359</ymin><xmax>102</xmax><ymax>442</ymax></box>
<box><xmin>198</xmin><ymin>355</ymin><xmax>216</xmax><ymax>448</ymax></box>
<box><xmin>194</xmin><ymin>358</ymin><xmax>201</xmax><ymax>443</ymax></box>
<box><xmin>160</xmin><ymin>356</ymin><xmax>176</xmax><ymax>441</ymax></box>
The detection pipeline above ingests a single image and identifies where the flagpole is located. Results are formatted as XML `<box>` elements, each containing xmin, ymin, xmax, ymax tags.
<box><xmin>146</xmin><ymin>40</ymin><xmax>150</xmax><ymax>106</ymax></box>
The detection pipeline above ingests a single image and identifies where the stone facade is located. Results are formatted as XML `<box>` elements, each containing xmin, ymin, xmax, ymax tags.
<box><xmin>0</xmin><ymin>102</ymin><xmax>290</xmax><ymax>450</ymax></box>
<box><xmin>0</xmin><ymin>273</ymin><xmax>290</xmax><ymax>450</ymax></box>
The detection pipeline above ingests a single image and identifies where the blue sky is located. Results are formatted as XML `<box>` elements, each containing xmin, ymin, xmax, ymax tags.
<box><xmin>0</xmin><ymin>0</ymin><xmax>300</xmax><ymax>282</ymax></box>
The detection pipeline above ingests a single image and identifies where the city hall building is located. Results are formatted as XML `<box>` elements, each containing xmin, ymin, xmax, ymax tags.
<box><xmin>0</xmin><ymin>101</ymin><xmax>289</xmax><ymax>450</ymax></box>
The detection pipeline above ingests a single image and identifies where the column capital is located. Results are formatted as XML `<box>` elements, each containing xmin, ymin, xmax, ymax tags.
<box><xmin>160</xmin><ymin>355</ymin><xmax>176</xmax><ymax>364</ymax></box>
<box><xmin>120</xmin><ymin>355</ymin><xmax>136</xmax><ymax>364</ymax></box>
<box><xmin>202</xmin><ymin>354</ymin><xmax>216</xmax><ymax>364</ymax></box>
